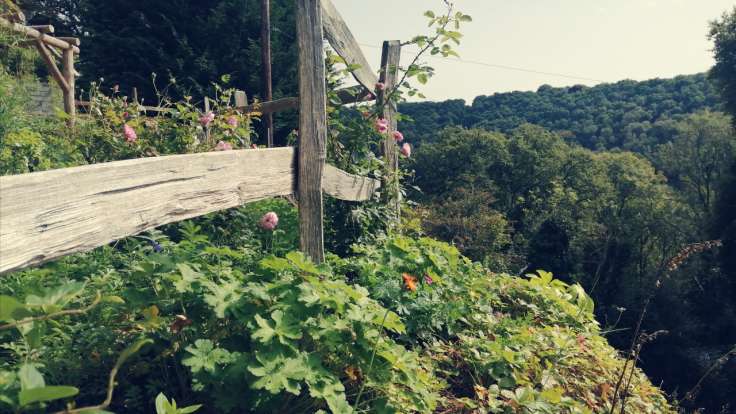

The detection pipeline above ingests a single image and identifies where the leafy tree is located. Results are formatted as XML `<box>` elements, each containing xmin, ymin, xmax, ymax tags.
<box><xmin>710</xmin><ymin>6</ymin><xmax>736</xmax><ymax>126</ymax></box>
<box><xmin>654</xmin><ymin>111</ymin><xmax>736</xmax><ymax>223</ymax></box>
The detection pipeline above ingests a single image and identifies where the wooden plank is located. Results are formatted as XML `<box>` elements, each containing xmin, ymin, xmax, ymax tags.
<box><xmin>322</xmin><ymin>164</ymin><xmax>380</xmax><ymax>201</ymax></box>
<box><xmin>0</xmin><ymin>18</ymin><xmax>80</xmax><ymax>54</ymax></box>
<box><xmin>296</xmin><ymin>0</ymin><xmax>328</xmax><ymax>263</ymax></box>
<box><xmin>378</xmin><ymin>40</ymin><xmax>402</xmax><ymax>220</ymax></box>
<box><xmin>0</xmin><ymin>148</ymin><xmax>296</xmax><ymax>274</ymax></box>
<box><xmin>34</xmin><ymin>41</ymin><xmax>69</xmax><ymax>92</ymax></box>
<box><xmin>321</xmin><ymin>0</ymin><xmax>378</xmax><ymax>91</ymax></box>
<box><xmin>242</xmin><ymin>97</ymin><xmax>299</xmax><ymax>115</ymax></box>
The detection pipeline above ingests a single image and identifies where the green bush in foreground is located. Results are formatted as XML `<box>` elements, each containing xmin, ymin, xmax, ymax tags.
<box><xmin>0</xmin><ymin>206</ymin><xmax>675</xmax><ymax>413</ymax></box>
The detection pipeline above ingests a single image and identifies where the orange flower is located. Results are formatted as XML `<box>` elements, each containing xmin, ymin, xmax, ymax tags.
<box><xmin>402</xmin><ymin>273</ymin><xmax>418</xmax><ymax>292</ymax></box>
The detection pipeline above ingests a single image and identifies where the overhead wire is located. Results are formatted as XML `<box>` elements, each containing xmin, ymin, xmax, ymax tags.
<box><xmin>357</xmin><ymin>42</ymin><xmax>607</xmax><ymax>83</ymax></box>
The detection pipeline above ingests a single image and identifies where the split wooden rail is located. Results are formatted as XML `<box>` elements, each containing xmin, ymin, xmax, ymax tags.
<box><xmin>0</xmin><ymin>0</ymin><xmax>401</xmax><ymax>273</ymax></box>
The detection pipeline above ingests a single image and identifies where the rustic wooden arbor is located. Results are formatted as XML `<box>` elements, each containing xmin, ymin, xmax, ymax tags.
<box><xmin>0</xmin><ymin>0</ymin><xmax>402</xmax><ymax>273</ymax></box>
<box><xmin>0</xmin><ymin>17</ymin><xmax>79</xmax><ymax>123</ymax></box>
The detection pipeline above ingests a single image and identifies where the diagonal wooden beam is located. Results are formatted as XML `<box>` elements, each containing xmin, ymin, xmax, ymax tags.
<box><xmin>34</xmin><ymin>41</ymin><xmax>69</xmax><ymax>92</ymax></box>
<box><xmin>321</xmin><ymin>0</ymin><xmax>379</xmax><ymax>91</ymax></box>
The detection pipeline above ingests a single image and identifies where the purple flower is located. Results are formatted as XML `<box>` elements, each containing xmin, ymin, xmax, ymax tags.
<box><xmin>227</xmin><ymin>115</ymin><xmax>238</xmax><ymax>128</ymax></box>
<box><xmin>400</xmin><ymin>143</ymin><xmax>411</xmax><ymax>158</ymax></box>
<box><xmin>200</xmin><ymin>111</ymin><xmax>215</xmax><ymax>126</ymax></box>
<box><xmin>123</xmin><ymin>124</ymin><xmax>137</xmax><ymax>142</ymax></box>
<box><xmin>424</xmin><ymin>275</ymin><xmax>433</xmax><ymax>285</ymax></box>
<box><xmin>260</xmin><ymin>211</ymin><xmax>279</xmax><ymax>231</ymax></box>
<box><xmin>215</xmin><ymin>140</ymin><xmax>233</xmax><ymax>151</ymax></box>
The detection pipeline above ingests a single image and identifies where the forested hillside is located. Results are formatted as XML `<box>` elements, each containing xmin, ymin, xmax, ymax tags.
<box><xmin>400</xmin><ymin>73</ymin><xmax>721</xmax><ymax>152</ymax></box>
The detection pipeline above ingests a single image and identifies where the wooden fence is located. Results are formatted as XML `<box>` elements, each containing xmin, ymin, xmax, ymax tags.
<box><xmin>0</xmin><ymin>0</ymin><xmax>400</xmax><ymax>274</ymax></box>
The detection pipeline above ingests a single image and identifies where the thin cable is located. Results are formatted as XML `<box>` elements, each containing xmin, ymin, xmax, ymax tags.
<box><xmin>357</xmin><ymin>42</ymin><xmax>606</xmax><ymax>83</ymax></box>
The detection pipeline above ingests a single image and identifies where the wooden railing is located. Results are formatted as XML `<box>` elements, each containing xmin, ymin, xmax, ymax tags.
<box><xmin>0</xmin><ymin>0</ymin><xmax>399</xmax><ymax>273</ymax></box>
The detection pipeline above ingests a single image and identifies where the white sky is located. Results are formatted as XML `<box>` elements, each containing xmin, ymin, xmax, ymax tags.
<box><xmin>332</xmin><ymin>0</ymin><xmax>735</xmax><ymax>102</ymax></box>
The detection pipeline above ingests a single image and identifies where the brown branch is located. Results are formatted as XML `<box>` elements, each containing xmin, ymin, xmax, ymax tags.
<box><xmin>0</xmin><ymin>292</ymin><xmax>101</xmax><ymax>331</ymax></box>
<box><xmin>54</xmin><ymin>339</ymin><xmax>152</xmax><ymax>414</ymax></box>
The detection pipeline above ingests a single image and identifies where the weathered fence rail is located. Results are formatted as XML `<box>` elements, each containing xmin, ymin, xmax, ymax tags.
<box><xmin>0</xmin><ymin>0</ymin><xmax>400</xmax><ymax>273</ymax></box>
<box><xmin>0</xmin><ymin>149</ymin><xmax>380</xmax><ymax>273</ymax></box>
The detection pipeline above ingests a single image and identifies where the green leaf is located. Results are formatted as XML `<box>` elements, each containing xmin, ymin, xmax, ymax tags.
<box><xmin>18</xmin><ymin>386</ymin><xmax>79</xmax><ymax>406</ymax></box>
<box><xmin>417</xmin><ymin>73</ymin><xmax>429</xmax><ymax>85</ymax></box>
<box><xmin>18</xmin><ymin>364</ymin><xmax>44</xmax><ymax>390</ymax></box>
<box><xmin>0</xmin><ymin>295</ymin><xmax>31</xmax><ymax>321</ymax></box>
<box><xmin>25</xmin><ymin>281</ymin><xmax>85</xmax><ymax>310</ymax></box>
<box><xmin>423</xmin><ymin>10</ymin><xmax>435</xmax><ymax>18</ymax></box>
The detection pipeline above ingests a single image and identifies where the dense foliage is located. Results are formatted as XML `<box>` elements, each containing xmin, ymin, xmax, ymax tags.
<box><xmin>399</xmin><ymin>74</ymin><xmax>721</xmax><ymax>153</ymax></box>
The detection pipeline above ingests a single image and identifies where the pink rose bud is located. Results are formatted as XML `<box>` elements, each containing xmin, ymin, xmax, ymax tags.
<box><xmin>214</xmin><ymin>140</ymin><xmax>232</xmax><ymax>151</ymax></box>
<box><xmin>392</xmin><ymin>131</ymin><xmax>404</xmax><ymax>142</ymax></box>
<box><xmin>375</xmin><ymin>82</ymin><xmax>385</xmax><ymax>91</ymax></box>
<box><xmin>424</xmin><ymin>275</ymin><xmax>434</xmax><ymax>285</ymax></box>
<box><xmin>123</xmin><ymin>124</ymin><xmax>137</xmax><ymax>142</ymax></box>
<box><xmin>259</xmin><ymin>211</ymin><xmax>279</xmax><ymax>231</ymax></box>
<box><xmin>199</xmin><ymin>111</ymin><xmax>215</xmax><ymax>126</ymax></box>
<box><xmin>227</xmin><ymin>116</ymin><xmax>238</xmax><ymax>128</ymax></box>
<box><xmin>251</xmin><ymin>144</ymin><xmax>258</xmax><ymax>149</ymax></box>
<box><xmin>375</xmin><ymin>118</ymin><xmax>389</xmax><ymax>134</ymax></box>
<box><xmin>112</xmin><ymin>84</ymin><xmax>119</xmax><ymax>93</ymax></box>
<box><xmin>400</xmin><ymin>143</ymin><xmax>411</xmax><ymax>158</ymax></box>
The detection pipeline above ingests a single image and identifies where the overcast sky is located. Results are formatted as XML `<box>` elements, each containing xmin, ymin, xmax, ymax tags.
<box><xmin>332</xmin><ymin>0</ymin><xmax>734</xmax><ymax>102</ymax></box>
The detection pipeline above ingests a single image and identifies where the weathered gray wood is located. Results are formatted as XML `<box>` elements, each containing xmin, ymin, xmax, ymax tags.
<box><xmin>296</xmin><ymin>0</ymin><xmax>328</xmax><ymax>263</ymax></box>
<box><xmin>57</xmin><ymin>37</ymin><xmax>80</xmax><ymax>47</ymax></box>
<box><xmin>29</xmin><ymin>24</ymin><xmax>54</xmax><ymax>34</ymax></box>
<box><xmin>34</xmin><ymin>41</ymin><xmax>69</xmax><ymax>92</ymax></box>
<box><xmin>234</xmin><ymin>90</ymin><xmax>248</xmax><ymax>108</ymax></box>
<box><xmin>322</xmin><ymin>164</ymin><xmax>380</xmax><ymax>201</ymax></box>
<box><xmin>0</xmin><ymin>18</ymin><xmax>80</xmax><ymax>54</ymax></box>
<box><xmin>242</xmin><ymin>97</ymin><xmax>299</xmax><ymax>115</ymax></box>
<box><xmin>378</xmin><ymin>40</ymin><xmax>402</xmax><ymax>220</ymax></box>
<box><xmin>61</xmin><ymin>47</ymin><xmax>76</xmax><ymax>124</ymax></box>
<box><xmin>321</xmin><ymin>0</ymin><xmax>378</xmax><ymax>91</ymax></box>
<box><xmin>0</xmin><ymin>148</ymin><xmax>297</xmax><ymax>274</ymax></box>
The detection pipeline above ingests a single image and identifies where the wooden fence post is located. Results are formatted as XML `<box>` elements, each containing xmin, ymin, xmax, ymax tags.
<box><xmin>296</xmin><ymin>0</ymin><xmax>327</xmax><ymax>263</ymax></box>
<box><xmin>261</xmin><ymin>0</ymin><xmax>275</xmax><ymax>147</ymax></box>
<box><xmin>378</xmin><ymin>40</ymin><xmax>402</xmax><ymax>222</ymax></box>
<box><xmin>61</xmin><ymin>47</ymin><xmax>75</xmax><ymax>126</ymax></box>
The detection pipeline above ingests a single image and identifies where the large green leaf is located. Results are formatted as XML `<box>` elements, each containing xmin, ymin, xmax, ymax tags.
<box><xmin>18</xmin><ymin>385</ymin><xmax>79</xmax><ymax>406</ymax></box>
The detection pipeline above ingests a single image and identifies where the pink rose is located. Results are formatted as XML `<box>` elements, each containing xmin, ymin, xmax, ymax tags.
<box><xmin>200</xmin><ymin>111</ymin><xmax>215</xmax><ymax>126</ymax></box>
<box><xmin>259</xmin><ymin>211</ymin><xmax>279</xmax><ymax>231</ymax></box>
<box><xmin>375</xmin><ymin>118</ymin><xmax>389</xmax><ymax>134</ymax></box>
<box><xmin>400</xmin><ymin>143</ymin><xmax>411</xmax><ymax>158</ymax></box>
<box><xmin>214</xmin><ymin>140</ymin><xmax>232</xmax><ymax>151</ymax></box>
<box><xmin>227</xmin><ymin>115</ymin><xmax>238</xmax><ymax>128</ymax></box>
<box><xmin>123</xmin><ymin>124</ymin><xmax>137</xmax><ymax>142</ymax></box>
<box><xmin>251</xmin><ymin>143</ymin><xmax>258</xmax><ymax>149</ymax></box>
<box><xmin>392</xmin><ymin>131</ymin><xmax>404</xmax><ymax>142</ymax></box>
<box><xmin>375</xmin><ymin>82</ymin><xmax>385</xmax><ymax>91</ymax></box>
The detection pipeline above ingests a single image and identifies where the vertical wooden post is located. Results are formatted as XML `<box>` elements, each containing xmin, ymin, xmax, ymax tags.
<box><xmin>132</xmin><ymin>87</ymin><xmax>138</xmax><ymax>105</ymax></box>
<box><xmin>234</xmin><ymin>90</ymin><xmax>248</xmax><ymax>108</ymax></box>
<box><xmin>378</xmin><ymin>40</ymin><xmax>402</xmax><ymax>222</ymax></box>
<box><xmin>296</xmin><ymin>0</ymin><xmax>327</xmax><ymax>263</ymax></box>
<box><xmin>261</xmin><ymin>0</ymin><xmax>274</xmax><ymax>147</ymax></box>
<box><xmin>61</xmin><ymin>48</ymin><xmax>75</xmax><ymax>126</ymax></box>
